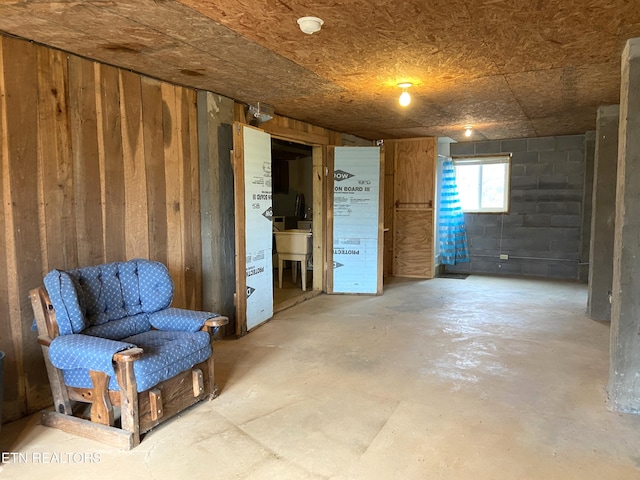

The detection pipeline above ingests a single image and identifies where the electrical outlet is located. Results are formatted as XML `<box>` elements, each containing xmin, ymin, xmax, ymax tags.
<box><xmin>499</xmin><ymin>254</ymin><xmax>509</xmax><ymax>260</ymax></box>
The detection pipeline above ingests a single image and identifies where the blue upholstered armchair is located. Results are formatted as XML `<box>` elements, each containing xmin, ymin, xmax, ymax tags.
<box><xmin>30</xmin><ymin>259</ymin><xmax>228</xmax><ymax>449</ymax></box>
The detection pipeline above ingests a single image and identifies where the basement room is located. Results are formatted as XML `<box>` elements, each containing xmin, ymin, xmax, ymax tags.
<box><xmin>1</xmin><ymin>1</ymin><xmax>640</xmax><ymax>479</ymax></box>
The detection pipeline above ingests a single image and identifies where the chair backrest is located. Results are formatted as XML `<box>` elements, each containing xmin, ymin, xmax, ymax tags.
<box><xmin>44</xmin><ymin>259</ymin><xmax>174</xmax><ymax>336</ymax></box>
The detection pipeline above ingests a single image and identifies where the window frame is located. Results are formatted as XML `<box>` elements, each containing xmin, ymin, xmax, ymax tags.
<box><xmin>452</xmin><ymin>154</ymin><xmax>512</xmax><ymax>214</ymax></box>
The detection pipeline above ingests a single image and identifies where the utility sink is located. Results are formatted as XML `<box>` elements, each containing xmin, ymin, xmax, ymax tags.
<box><xmin>274</xmin><ymin>229</ymin><xmax>312</xmax><ymax>254</ymax></box>
<box><xmin>274</xmin><ymin>229</ymin><xmax>312</xmax><ymax>291</ymax></box>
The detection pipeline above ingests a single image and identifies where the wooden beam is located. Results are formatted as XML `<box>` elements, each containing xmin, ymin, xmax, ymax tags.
<box><xmin>141</xmin><ymin>76</ymin><xmax>168</xmax><ymax>266</ymax></box>
<box><xmin>95</xmin><ymin>62</ymin><xmax>126</xmax><ymax>263</ymax></box>
<box><xmin>119</xmin><ymin>69</ymin><xmax>150</xmax><ymax>260</ymax></box>
<box><xmin>36</xmin><ymin>44</ymin><xmax>77</xmax><ymax>271</ymax></box>
<box><xmin>29</xmin><ymin>288</ymin><xmax>71</xmax><ymax>415</ymax></box>
<box><xmin>68</xmin><ymin>54</ymin><xmax>104</xmax><ymax>266</ymax></box>
<box><xmin>41</xmin><ymin>411</ymin><xmax>134</xmax><ymax>450</ymax></box>
<box><xmin>232</xmin><ymin>123</ymin><xmax>247</xmax><ymax>336</ymax></box>
<box><xmin>325</xmin><ymin>147</ymin><xmax>335</xmax><ymax>293</ymax></box>
<box><xmin>262</xmin><ymin>122</ymin><xmax>330</xmax><ymax>146</ymax></box>
<box><xmin>312</xmin><ymin>145</ymin><xmax>324</xmax><ymax>292</ymax></box>
<box><xmin>187</xmin><ymin>88</ymin><xmax>203</xmax><ymax>310</ymax></box>
<box><xmin>180</xmin><ymin>86</ymin><xmax>198</xmax><ymax>309</ymax></box>
<box><xmin>3</xmin><ymin>35</ymin><xmax>49</xmax><ymax>420</ymax></box>
<box><xmin>162</xmin><ymin>82</ymin><xmax>185</xmax><ymax>307</ymax></box>
<box><xmin>114</xmin><ymin>353</ymin><xmax>140</xmax><ymax>448</ymax></box>
<box><xmin>198</xmin><ymin>92</ymin><xmax>236</xmax><ymax>334</ymax></box>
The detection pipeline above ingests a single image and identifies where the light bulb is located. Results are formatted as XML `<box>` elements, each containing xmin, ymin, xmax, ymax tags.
<box><xmin>465</xmin><ymin>128</ymin><xmax>472</xmax><ymax>137</ymax></box>
<box><xmin>397</xmin><ymin>82</ymin><xmax>413</xmax><ymax>107</ymax></box>
<box><xmin>399</xmin><ymin>90</ymin><xmax>411</xmax><ymax>107</ymax></box>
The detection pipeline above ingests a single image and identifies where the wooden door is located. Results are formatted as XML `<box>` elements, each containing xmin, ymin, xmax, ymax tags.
<box><xmin>392</xmin><ymin>138</ymin><xmax>437</xmax><ymax>278</ymax></box>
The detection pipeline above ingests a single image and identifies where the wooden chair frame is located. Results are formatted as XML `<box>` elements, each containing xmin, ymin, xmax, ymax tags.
<box><xmin>29</xmin><ymin>287</ymin><xmax>228</xmax><ymax>450</ymax></box>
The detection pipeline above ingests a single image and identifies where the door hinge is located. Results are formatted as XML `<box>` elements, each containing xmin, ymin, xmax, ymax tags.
<box><xmin>325</xmin><ymin>166</ymin><xmax>329</xmax><ymax>176</ymax></box>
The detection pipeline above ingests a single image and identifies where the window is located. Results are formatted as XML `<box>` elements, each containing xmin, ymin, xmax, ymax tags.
<box><xmin>453</xmin><ymin>155</ymin><xmax>511</xmax><ymax>213</ymax></box>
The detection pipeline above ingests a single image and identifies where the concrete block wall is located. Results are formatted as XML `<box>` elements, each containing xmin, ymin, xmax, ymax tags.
<box><xmin>446</xmin><ymin>134</ymin><xmax>586</xmax><ymax>279</ymax></box>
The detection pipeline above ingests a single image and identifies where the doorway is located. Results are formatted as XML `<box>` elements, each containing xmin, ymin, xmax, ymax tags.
<box><xmin>233</xmin><ymin>123</ymin><xmax>382</xmax><ymax>334</ymax></box>
<box><xmin>271</xmin><ymin>138</ymin><xmax>315</xmax><ymax>311</ymax></box>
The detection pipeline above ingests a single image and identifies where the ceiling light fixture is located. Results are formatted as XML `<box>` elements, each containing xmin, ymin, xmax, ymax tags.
<box><xmin>464</xmin><ymin>126</ymin><xmax>473</xmax><ymax>137</ymax></box>
<box><xmin>297</xmin><ymin>16</ymin><xmax>324</xmax><ymax>34</ymax></box>
<box><xmin>398</xmin><ymin>82</ymin><xmax>412</xmax><ymax>107</ymax></box>
<box><xmin>247</xmin><ymin>102</ymin><xmax>275</xmax><ymax>125</ymax></box>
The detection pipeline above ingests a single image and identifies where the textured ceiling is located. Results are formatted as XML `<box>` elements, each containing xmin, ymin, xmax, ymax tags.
<box><xmin>0</xmin><ymin>0</ymin><xmax>638</xmax><ymax>141</ymax></box>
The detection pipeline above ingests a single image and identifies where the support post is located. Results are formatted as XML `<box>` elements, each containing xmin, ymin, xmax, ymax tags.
<box><xmin>587</xmin><ymin>105</ymin><xmax>619</xmax><ymax>321</ymax></box>
<box><xmin>114</xmin><ymin>348</ymin><xmax>142</xmax><ymax>447</ymax></box>
<box><xmin>609</xmin><ymin>38</ymin><xmax>640</xmax><ymax>413</ymax></box>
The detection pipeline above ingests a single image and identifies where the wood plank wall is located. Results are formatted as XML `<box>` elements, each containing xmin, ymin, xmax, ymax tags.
<box><xmin>0</xmin><ymin>35</ymin><xmax>203</xmax><ymax>423</ymax></box>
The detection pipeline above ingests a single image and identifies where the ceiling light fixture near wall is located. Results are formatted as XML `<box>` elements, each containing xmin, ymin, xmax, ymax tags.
<box><xmin>297</xmin><ymin>16</ymin><xmax>324</xmax><ymax>34</ymax></box>
<box><xmin>464</xmin><ymin>126</ymin><xmax>473</xmax><ymax>137</ymax></box>
<box><xmin>247</xmin><ymin>102</ymin><xmax>275</xmax><ymax>125</ymax></box>
<box><xmin>398</xmin><ymin>82</ymin><xmax>412</xmax><ymax>107</ymax></box>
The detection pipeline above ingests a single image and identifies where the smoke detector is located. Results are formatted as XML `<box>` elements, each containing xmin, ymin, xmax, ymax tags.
<box><xmin>297</xmin><ymin>16</ymin><xmax>324</xmax><ymax>34</ymax></box>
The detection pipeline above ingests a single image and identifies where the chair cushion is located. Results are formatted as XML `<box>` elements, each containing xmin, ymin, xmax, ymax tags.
<box><xmin>44</xmin><ymin>270</ymin><xmax>86</xmax><ymax>335</ymax></box>
<box><xmin>61</xmin><ymin>330</ymin><xmax>212</xmax><ymax>393</ymax></box>
<box><xmin>149</xmin><ymin>308</ymin><xmax>219</xmax><ymax>332</ymax></box>
<box><xmin>50</xmin><ymin>334</ymin><xmax>136</xmax><ymax>375</ymax></box>
<box><xmin>136</xmin><ymin>260</ymin><xmax>175</xmax><ymax>312</ymax></box>
<box><xmin>44</xmin><ymin>259</ymin><xmax>174</xmax><ymax>334</ymax></box>
<box><xmin>72</xmin><ymin>260</ymin><xmax>174</xmax><ymax>326</ymax></box>
<box><xmin>82</xmin><ymin>313</ymin><xmax>151</xmax><ymax>340</ymax></box>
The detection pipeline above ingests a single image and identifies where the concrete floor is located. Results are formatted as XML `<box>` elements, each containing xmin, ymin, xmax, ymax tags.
<box><xmin>2</xmin><ymin>275</ymin><xmax>640</xmax><ymax>479</ymax></box>
<box><xmin>273</xmin><ymin>267</ymin><xmax>317</xmax><ymax>313</ymax></box>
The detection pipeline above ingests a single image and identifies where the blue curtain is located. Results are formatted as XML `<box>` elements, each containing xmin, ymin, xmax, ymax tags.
<box><xmin>439</xmin><ymin>159</ymin><xmax>470</xmax><ymax>265</ymax></box>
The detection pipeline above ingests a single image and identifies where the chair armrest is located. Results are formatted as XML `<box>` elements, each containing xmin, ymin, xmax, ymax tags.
<box><xmin>49</xmin><ymin>334</ymin><xmax>137</xmax><ymax>376</ymax></box>
<box><xmin>205</xmin><ymin>316</ymin><xmax>229</xmax><ymax>328</ymax></box>
<box><xmin>113</xmin><ymin>347</ymin><xmax>144</xmax><ymax>363</ymax></box>
<box><xmin>148</xmin><ymin>308</ymin><xmax>222</xmax><ymax>332</ymax></box>
<box><xmin>202</xmin><ymin>316</ymin><xmax>229</xmax><ymax>335</ymax></box>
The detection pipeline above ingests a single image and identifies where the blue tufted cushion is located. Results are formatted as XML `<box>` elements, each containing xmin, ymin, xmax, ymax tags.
<box><xmin>149</xmin><ymin>308</ymin><xmax>219</xmax><ymax>332</ymax></box>
<box><xmin>49</xmin><ymin>334</ymin><xmax>136</xmax><ymax>378</ymax></box>
<box><xmin>44</xmin><ymin>270</ymin><xmax>88</xmax><ymax>335</ymax></box>
<box><xmin>60</xmin><ymin>330</ymin><xmax>211</xmax><ymax>392</ymax></box>
<box><xmin>82</xmin><ymin>313</ymin><xmax>151</xmax><ymax>340</ymax></box>
<box><xmin>137</xmin><ymin>260</ymin><xmax>174</xmax><ymax>312</ymax></box>
<box><xmin>116</xmin><ymin>261</ymin><xmax>143</xmax><ymax>316</ymax></box>
<box><xmin>68</xmin><ymin>259</ymin><xmax>173</xmax><ymax>324</ymax></box>
<box><xmin>44</xmin><ymin>260</ymin><xmax>175</xmax><ymax>335</ymax></box>
<box><xmin>77</xmin><ymin>263</ymin><xmax>127</xmax><ymax>325</ymax></box>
